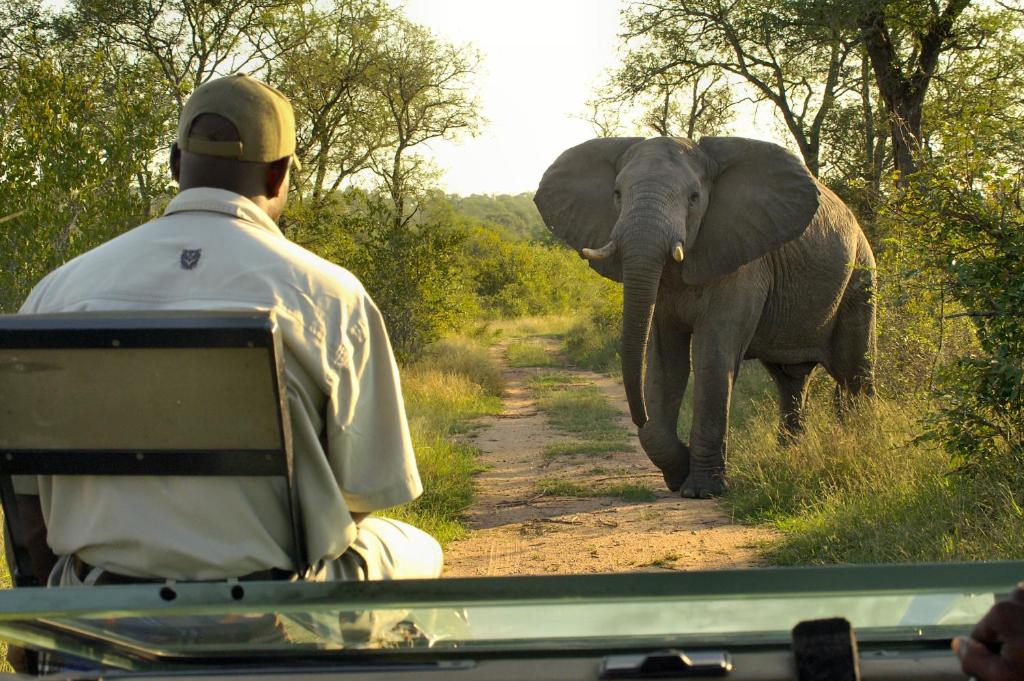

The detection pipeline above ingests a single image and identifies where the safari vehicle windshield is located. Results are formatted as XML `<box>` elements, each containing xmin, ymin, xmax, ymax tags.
<box><xmin>0</xmin><ymin>562</ymin><xmax>1017</xmax><ymax>673</ymax></box>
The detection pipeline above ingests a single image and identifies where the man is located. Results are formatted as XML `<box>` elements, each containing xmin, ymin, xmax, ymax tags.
<box><xmin>16</xmin><ymin>74</ymin><xmax>442</xmax><ymax>585</ymax></box>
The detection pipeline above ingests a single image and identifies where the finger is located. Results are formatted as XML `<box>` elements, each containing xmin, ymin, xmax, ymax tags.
<box><xmin>955</xmin><ymin>636</ymin><xmax>1017</xmax><ymax>681</ymax></box>
<box><xmin>972</xmin><ymin>601</ymin><xmax>1024</xmax><ymax>644</ymax></box>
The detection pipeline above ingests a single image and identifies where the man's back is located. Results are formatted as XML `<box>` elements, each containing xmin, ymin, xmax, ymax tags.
<box><xmin>20</xmin><ymin>187</ymin><xmax>423</xmax><ymax>580</ymax></box>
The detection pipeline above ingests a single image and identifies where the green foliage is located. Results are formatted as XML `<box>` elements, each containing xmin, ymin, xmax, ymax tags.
<box><xmin>284</xmin><ymin>197</ymin><xmax>478</xmax><ymax>360</ymax></box>
<box><xmin>271</xmin><ymin>0</ymin><xmax>399</xmax><ymax>202</ymax></box>
<box><xmin>884</xmin><ymin>164</ymin><xmax>1024</xmax><ymax>470</ymax></box>
<box><xmin>724</xmin><ymin>398</ymin><xmax>1024</xmax><ymax>563</ymax></box>
<box><xmin>0</xmin><ymin>12</ymin><xmax>174</xmax><ymax>312</ymax></box>
<box><xmin>447</xmin><ymin>192</ymin><xmax>548</xmax><ymax>241</ymax></box>
<box><xmin>366</xmin><ymin>17</ymin><xmax>480</xmax><ymax>226</ymax></box>
<box><xmin>460</xmin><ymin>225</ymin><xmax>619</xmax><ymax>319</ymax></box>
<box><xmin>563</xmin><ymin>289</ymin><xmax>624</xmax><ymax>374</ymax></box>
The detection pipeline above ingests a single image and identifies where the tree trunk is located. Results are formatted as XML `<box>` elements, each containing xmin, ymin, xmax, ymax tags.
<box><xmin>859</xmin><ymin>1</ymin><xmax>972</xmax><ymax>184</ymax></box>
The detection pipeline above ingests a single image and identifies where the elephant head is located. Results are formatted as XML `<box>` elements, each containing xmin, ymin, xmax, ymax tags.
<box><xmin>534</xmin><ymin>136</ymin><xmax>820</xmax><ymax>429</ymax></box>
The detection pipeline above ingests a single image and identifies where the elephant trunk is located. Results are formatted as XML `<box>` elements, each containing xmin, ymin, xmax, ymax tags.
<box><xmin>621</xmin><ymin>240</ymin><xmax>666</xmax><ymax>428</ymax></box>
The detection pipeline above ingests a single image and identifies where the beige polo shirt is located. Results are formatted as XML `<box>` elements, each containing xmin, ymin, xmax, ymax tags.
<box><xmin>18</xmin><ymin>187</ymin><xmax>423</xmax><ymax>579</ymax></box>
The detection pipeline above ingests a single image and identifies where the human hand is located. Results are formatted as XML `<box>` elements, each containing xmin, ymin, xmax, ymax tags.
<box><xmin>954</xmin><ymin>584</ymin><xmax>1024</xmax><ymax>681</ymax></box>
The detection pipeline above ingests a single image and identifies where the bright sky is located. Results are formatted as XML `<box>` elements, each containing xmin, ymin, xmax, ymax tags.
<box><xmin>402</xmin><ymin>0</ymin><xmax>781</xmax><ymax>197</ymax></box>
<box><xmin>402</xmin><ymin>0</ymin><xmax>626</xmax><ymax>196</ymax></box>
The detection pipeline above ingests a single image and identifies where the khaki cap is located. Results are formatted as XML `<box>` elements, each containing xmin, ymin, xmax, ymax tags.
<box><xmin>178</xmin><ymin>74</ymin><xmax>301</xmax><ymax>169</ymax></box>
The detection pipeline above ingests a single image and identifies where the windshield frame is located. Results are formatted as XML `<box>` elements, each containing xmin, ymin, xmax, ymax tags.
<box><xmin>0</xmin><ymin>561</ymin><xmax>1018</xmax><ymax>671</ymax></box>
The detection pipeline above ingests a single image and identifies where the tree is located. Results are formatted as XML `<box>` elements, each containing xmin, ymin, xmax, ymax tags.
<box><xmin>268</xmin><ymin>0</ymin><xmax>396</xmax><ymax>203</ymax></box>
<box><xmin>855</xmin><ymin>0</ymin><xmax>974</xmax><ymax>182</ymax></box>
<box><xmin>589</xmin><ymin>54</ymin><xmax>735</xmax><ymax>139</ymax></box>
<box><xmin>818</xmin><ymin>47</ymin><xmax>890</xmax><ymax>216</ymax></box>
<box><xmin>921</xmin><ymin>7</ymin><xmax>1024</xmax><ymax>176</ymax></box>
<box><xmin>872</xmin><ymin>6</ymin><xmax>1024</xmax><ymax>454</ymax></box>
<box><xmin>70</xmin><ymin>0</ymin><xmax>294</xmax><ymax>106</ymax></box>
<box><xmin>368</xmin><ymin>18</ymin><xmax>480</xmax><ymax>227</ymax></box>
<box><xmin>623</xmin><ymin>0</ymin><xmax>860</xmax><ymax>175</ymax></box>
<box><xmin>0</xmin><ymin>6</ymin><xmax>174</xmax><ymax>312</ymax></box>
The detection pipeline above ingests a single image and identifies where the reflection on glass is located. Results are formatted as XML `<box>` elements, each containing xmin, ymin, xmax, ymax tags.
<box><xmin>42</xmin><ymin>590</ymin><xmax>994</xmax><ymax>656</ymax></box>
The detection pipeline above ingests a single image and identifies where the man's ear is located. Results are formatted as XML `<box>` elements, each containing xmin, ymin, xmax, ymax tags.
<box><xmin>170</xmin><ymin>143</ymin><xmax>181</xmax><ymax>182</ymax></box>
<box><xmin>266</xmin><ymin>157</ymin><xmax>290</xmax><ymax>199</ymax></box>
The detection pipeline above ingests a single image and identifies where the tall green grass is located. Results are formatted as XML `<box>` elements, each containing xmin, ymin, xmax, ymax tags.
<box><xmin>409</xmin><ymin>335</ymin><xmax>505</xmax><ymax>399</ymax></box>
<box><xmin>388</xmin><ymin>334</ymin><xmax>503</xmax><ymax>544</ymax></box>
<box><xmin>505</xmin><ymin>340</ymin><xmax>562</xmax><ymax>367</ymax></box>
<box><xmin>471</xmin><ymin>315</ymin><xmax>577</xmax><ymax>346</ymax></box>
<box><xmin>561</xmin><ymin>289</ymin><xmax>623</xmax><ymax>373</ymax></box>
<box><xmin>724</xmin><ymin>396</ymin><xmax>1024</xmax><ymax>564</ymax></box>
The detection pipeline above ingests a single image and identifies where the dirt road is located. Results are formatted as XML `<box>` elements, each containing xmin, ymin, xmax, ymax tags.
<box><xmin>443</xmin><ymin>336</ymin><xmax>774</xmax><ymax>576</ymax></box>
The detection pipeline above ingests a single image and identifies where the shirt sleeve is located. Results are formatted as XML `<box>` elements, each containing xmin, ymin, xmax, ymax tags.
<box><xmin>324</xmin><ymin>291</ymin><xmax>423</xmax><ymax>513</ymax></box>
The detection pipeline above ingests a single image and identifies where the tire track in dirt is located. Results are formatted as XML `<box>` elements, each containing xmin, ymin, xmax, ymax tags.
<box><xmin>443</xmin><ymin>336</ymin><xmax>775</xmax><ymax>576</ymax></box>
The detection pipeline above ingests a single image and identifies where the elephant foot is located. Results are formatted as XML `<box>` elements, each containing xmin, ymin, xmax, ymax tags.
<box><xmin>661</xmin><ymin>467</ymin><xmax>688</xmax><ymax>493</ymax></box>
<box><xmin>680</xmin><ymin>472</ymin><xmax>725</xmax><ymax>499</ymax></box>
<box><xmin>638</xmin><ymin>421</ymin><xmax>689</xmax><ymax>492</ymax></box>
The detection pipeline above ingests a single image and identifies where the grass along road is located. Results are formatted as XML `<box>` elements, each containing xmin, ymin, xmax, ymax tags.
<box><xmin>442</xmin><ymin>330</ymin><xmax>774</xmax><ymax>576</ymax></box>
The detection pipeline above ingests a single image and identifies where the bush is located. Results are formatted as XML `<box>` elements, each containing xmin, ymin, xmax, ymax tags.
<box><xmin>283</xmin><ymin>197</ymin><xmax>478</xmax><ymax>361</ymax></box>
<box><xmin>409</xmin><ymin>335</ymin><xmax>505</xmax><ymax>403</ymax></box>
<box><xmin>563</xmin><ymin>289</ymin><xmax>623</xmax><ymax>373</ymax></box>
<box><xmin>460</xmin><ymin>225</ymin><xmax>619</xmax><ymax>319</ymax></box>
<box><xmin>879</xmin><ymin>162</ymin><xmax>1023</xmax><ymax>473</ymax></box>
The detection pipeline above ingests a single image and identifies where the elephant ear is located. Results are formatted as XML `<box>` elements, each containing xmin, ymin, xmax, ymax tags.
<box><xmin>534</xmin><ymin>137</ymin><xmax>644</xmax><ymax>282</ymax></box>
<box><xmin>682</xmin><ymin>137</ymin><xmax>820</xmax><ymax>285</ymax></box>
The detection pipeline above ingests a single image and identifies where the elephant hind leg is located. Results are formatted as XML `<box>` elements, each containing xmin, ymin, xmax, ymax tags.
<box><xmin>761</xmin><ymin>360</ymin><xmax>817</xmax><ymax>444</ymax></box>
<box><xmin>826</xmin><ymin>263</ymin><xmax>877</xmax><ymax>417</ymax></box>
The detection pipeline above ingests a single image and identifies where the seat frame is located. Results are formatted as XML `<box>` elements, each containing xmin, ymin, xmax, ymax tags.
<box><xmin>0</xmin><ymin>310</ymin><xmax>308</xmax><ymax>585</ymax></box>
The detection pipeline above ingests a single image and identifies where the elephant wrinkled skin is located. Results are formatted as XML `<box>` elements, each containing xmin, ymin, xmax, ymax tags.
<box><xmin>534</xmin><ymin>137</ymin><xmax>876</xmax><ymax>498</ymax></box>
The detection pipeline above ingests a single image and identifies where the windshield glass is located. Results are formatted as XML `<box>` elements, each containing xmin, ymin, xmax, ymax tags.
<box><xmin>0</xmin><ymin>563</ymin><xmax>1016</xmax><ymax>668</ymax></box>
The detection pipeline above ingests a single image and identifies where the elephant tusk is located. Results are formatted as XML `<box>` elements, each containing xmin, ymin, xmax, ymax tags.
<box><xmin>672</xmin><ymin>242</ymin><xmax>684</xmax><ymax>262</ymax></box>
<box><xmin>582</xmin><ymin>240</ymin><xmax>617</xmax><ymax>261</ymax></box>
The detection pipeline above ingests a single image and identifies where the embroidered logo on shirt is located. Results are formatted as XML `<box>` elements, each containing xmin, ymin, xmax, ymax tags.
<box><xmin>180</xmin><ymin>249</ymin><xmax>202</xmax><ymax>270</ymax></box>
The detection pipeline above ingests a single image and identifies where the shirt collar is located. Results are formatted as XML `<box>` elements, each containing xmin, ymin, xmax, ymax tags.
<box><xmin>163</xmin><ymin>187</ymin><xmax>284</xmax><ymax>237</ymax></box>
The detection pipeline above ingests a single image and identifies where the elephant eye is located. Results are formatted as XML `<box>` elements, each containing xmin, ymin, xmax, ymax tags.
<box><xmin>688</xmin><ymin>191</ymin><xmax>700</xmax><ymax>205</ymax></box>
<box><xmin>613</xmin><ymin>189</ymin><xmax>621</xmax><ymax>201</ymax></box>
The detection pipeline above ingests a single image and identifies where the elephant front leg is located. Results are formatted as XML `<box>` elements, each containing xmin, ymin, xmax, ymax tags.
<box><xmin>638</xmin><ymin>314</ymin><xmax>691</xmax><ymax>491</ymax></box>
<box><xmin>684</xmin><ymin>326</ymin><xmax>756</xmax><ymax>498</ymax></box>
<box><xmin>683</xmin><ymin>354</ymin><xmax>732</xmax><ymax>498</ymax></box>
<box><xmin>682</xmin><ymin>282</ymin><xmax>765</xmax><ymax>498</ymax></box>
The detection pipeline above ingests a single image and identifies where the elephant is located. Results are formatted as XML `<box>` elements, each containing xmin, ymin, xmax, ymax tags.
<box><xmin>534</xmin><ymin>136</ymin><xmax>876</xmax><ymax>498</ymax></box>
